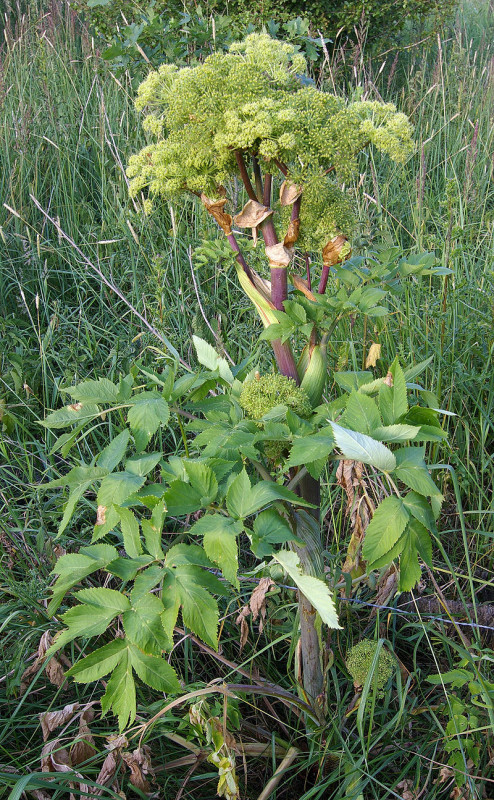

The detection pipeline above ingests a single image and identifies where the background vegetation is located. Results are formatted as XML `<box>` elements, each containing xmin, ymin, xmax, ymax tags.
<box><xmin>0</xmin><ymin>0</ymin><xmax>493</xmax><ymax>797</ymax></box>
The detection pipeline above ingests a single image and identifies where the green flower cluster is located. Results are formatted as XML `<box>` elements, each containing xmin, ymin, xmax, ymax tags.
<box><xmin>346</xmin><ymin>639</ymin><xmax>394</xmax><ymax>694</ymax></box>
<box><xmin>281</xmin><ymin>175</ymin><xmax>356</xmax><ymax>251</ymax></box>
<box><xmin>127</xmin><ymin>33</ymin><xmax>414</xmax><ymax>226</ymax></box>
<box><xmin>240</xmin><ymin>373</ymin><xmax>312</xmax><ymax>421</ymax></box>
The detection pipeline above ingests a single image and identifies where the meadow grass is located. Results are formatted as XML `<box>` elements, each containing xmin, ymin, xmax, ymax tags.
<box><xmin>0</xmin><ymin>1</ymin><xmax>493</xmax><ymax>797</ymax></box>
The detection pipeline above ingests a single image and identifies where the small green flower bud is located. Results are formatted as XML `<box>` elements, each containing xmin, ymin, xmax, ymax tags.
<box><xmin>346</xmin><ymin>639</ymin><xmax>394</xmax><ymax>695</ymax></box>
<box><xmin>239</xmin><ymin>374</ymin><xmax>312</xmax><ymax>420</ymax></box>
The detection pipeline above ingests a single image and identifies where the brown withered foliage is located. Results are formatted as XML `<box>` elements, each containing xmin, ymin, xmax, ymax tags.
<box><xmin>322</xmin><ymin>235</ymin><xmax>349</xmax><ymax>266</ymax></box>
<box><xmin>279</xmin><ymin>180</ymin><xmax>302</xmax><ymax>206</ymax></box>
<box><xmin>236</xmin><ymin>578</ymin><xmax>276</xmax><ymax>650</ymax></box>
<box><xmin>336</xmin><ymin>460</ymin><xmax>375</xmax><ymax>581</ymax></box>
<box><xmin>20</xmin><ymin>632</ymin><xmax>71</xmax><ymax>695</ymax></box>
<box><xmin>122</xmin><ymin>746</ymin><xmax>155</xmax><ymax>793</ymax></box>
<box><xmin>365</xmin><ymin>342</ymin><xmax>381</xmax><ymax>368</ymax></box>
<box><xmin>200</xmin><ymin>194</ymin><xmax>233</xmax><ymax>235</ymax></box>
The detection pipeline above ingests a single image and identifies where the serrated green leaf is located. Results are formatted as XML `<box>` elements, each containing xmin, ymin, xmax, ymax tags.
<box><xmin>97</xmin><ymin>472</ymin><xmax>145</xmax><ymax>507</ymax></box>
<box><xmin>163</xmin><ymin>480</ymin><xmax>203</xmax><ymax>516</ymax></box>
<box><xmin>165</xmin><ymin>544</ymin><xmax>214</xmax><ymax>569</ymax></box>
<box><xmin>379</xmin><ymin>358</ymin><xmax>408</xmax><ymax>425</ymax></box>
<box><xmin>97</xmin><ymin>430</ymin><xmax>131</xmax><ymax>472</ymax></box>
<box><xmin>107</xmin><ymin>555</ymin><xmax>154</xmax><ymax>581</ymax></box>
<box><xmin>334</xmin><ymin>371</ymin><xmax>373</xmax><ymax>393</ymax></box>
<box><xmin>66</xmin><ymin>377</ymin><xmax>120</xmax><ymax>404</ymax></box>
<box><xmin>48</xmin><ymin>544</ymin><xmax>118</xmax><ymax>615</ymax></box>
<box><xmin>184</xmin><ymin>461</ymin><xmax>218</xmax><ymax>505</ymax></box>
<box><xmin>123</xmin><ymin>593</ymin><xmax>170</xmax><ymax>654</ymax></box>
<box><xmin>117</xmin><ymin>507</ymin><xmax>142</xmax><ymax>558</ymax></box>
<box><xmin>44</xmin><ymin>465</ymin><xmax>108</xmax><ymax>491</ymax></box>
<box><xmin>398</xmin><ymin>535</ymin><xmax>422</xmax><ymax>591</ymax></box>
<box><xmin>403</xmin><ymin>491</ymin><xmax>437</xmax><ymax>534</ymax></box>
<box><xmin>191</xmin><ymin>515</ymin><xmax>240</xmax><ymax>589</ymax></box>
<box><xmin>249</xmin><ymin>482</ymin><xmax>314</xmax><ymax>514</ymax></box>
<box><xmin>192</xmin><ymin>335</ymin><xmax>234</xmax><ymax>384</ymax></box>
<box><xmin>101</xmin><ymin>648</ymin><xmax>136</xmax><ymax>731</ymax></box>
<box><xmin>127</xmin><ymin>392</ymin><xmax>170</xmax><ymax>450</ymax></box>
<box><xmin>126</xmin><ymin>452</ymin><xmax>162</xmax><ymax>477</ymax></box>
<box><xmin>175</xmin><ymin>572</ymin><xmax>219</xmax><ymax>650</ymax></box>
<box><xmin>161</xmin><ymin>571</ymin><xmax>180</xmax><ymax>640</ymax></box>
<box><xmin>129</xmin><ymin>643</ymin><xmax>180</xmax><ymax>692</ymax></box>
<box><xmin>372</xmin><ymin>424</ymin><xmax>420</xmax><ymax>443</ymax></box>
<box><xmin>226</xmin><ymin>468</ymin><xmax>252</xmax><ymax>518</ymax></box>
<box><xmin>92</xmin><ymin>504</ymin><xmax>120</xmax><ymax>542</ymax></box>
<box><xmin>131</xmin><ymin>565</ymin><xmax>164</xmax><ymax>602</ymax></box>
<box><xmin>342</xmin><ymin>391</ymin><xmax>381</xmax><ymax>434</ymax></box>
<box><xmin>252</xmin><ymin>508</ymin><xmax>295</xmax><ymax>557</ymax></box>
<box><xmin>74</xmin><ymin>586</ymin><xmax>131</xmax><ymax>613</ymax></box>
<box><xmin>141</xmin><ymin>519</ymin><xmax>165</xmax><ymax>560</ymax></box>
<box><xmin>274</xmin><ymin>551</ymin><xmax>341</xmax><ymax>629</ymax></box>
<box><xmin>362</xmin><ymin>496</ymin><xmax>410</xmax><ymax>567</ymax></box>
<box><xmin>50</xmin><ymin>604</ymin><xmax>120</xmax><ymax>654</ymax></box>
<box><xmin>67</xmin><ymin>639</ymin><xmax>127</xmax><ymax>683</ymax></box>
<box><xmin>330</xmin><ymin>422</ymin><xmax>396</xmax><ymax>471</ymax></box>
<box><xmin>285</xmin><ymin>434</ymin><xmax>334</xmax><ymax>469</ymax></box>
<box><xmin>40</xmin><ymin>403</ymin><xmax>101</xmax><ymax>429</ymax></box>
<box><xmin>393</xmin><ymin>447</ymin><xmax>440</xmax><ymax>497</ymax></box>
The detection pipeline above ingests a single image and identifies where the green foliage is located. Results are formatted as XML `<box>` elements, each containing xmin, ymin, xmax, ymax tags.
<box><xmin>426</xmin><ymin>655</ymin><xmax>494</xmax><ymax>788</ymax></box>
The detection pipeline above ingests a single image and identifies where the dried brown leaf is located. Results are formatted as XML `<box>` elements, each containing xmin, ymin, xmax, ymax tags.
<box><xmin>234</xmin><ymin>199</ymin><xmax>273</xmax><ymax>229</ymax></box>
<box><xmin>235</xmin><ymin>606</ymin><xmax>250</xmax><ymax>651</ymax></box>
<box><xmin>20</xmin><ymin>632</ymin><xmax>71</xmax><ymax>695</ymax></box>
<box><xmin>279</xmin><ymin>181</ymin><xmax>302</xmax><ymax>206</ymax></box>
<box><xmin>122</xmin><ymin>746</ymin><xmax>154</xmax><ymax>793</ymax></box>
<box><xmin>95</xmin><ymin>750</ymin><xmax>120</xmax><ymax>791</ymax></box>
<box><xmin>283</xmin><ymin>218</ymin><xmax>300</xmax><ymax>247</ymax></box>
<box><xmin>250</xmin><ymin>578</ymin><xmax>275</xmax><ymax>626</ymax></box>
<box><xmin>436</xmin><ymin>766</ymin><xmax>455</xmax><ymax>784</ymax></box>
<box><xmin>41</xmin><ymin>741</ymin><xmax>89</xmax><ymax>799</ymax></box>
<box><xmin>71</xmin><ymin>707</ymin><xmax>96</xmax><ymax>766</ymax></box>
<box><xmin>265</xmin><ymin>243</ymin><xmax>294</xmax><ymax>267</ymax></box>
<box><xmin>337</xmin><ymin>460</ymin><xmax>374</xmax><ymax>581</ymax></box>
<box><xmin>395</xmin><ymin>779</ymin><xmax>416</xmax><ymax>800</ymax></box>
<box><xmin>384</xmin><ymin>370</ymin><xmax>393</xmax><ymax>387</ymax></box>
<box><xmin>40</xmin><ymin>703</ymin><xmax>81</xmax><ymax>742</ymax></box>
<box><xmin>69</xmin><ymin>403</ymin><xmax>82</xmax><ymax>412</ymax></box>
<box><xmin>365</xmin><ymin>342</ymin><xmax>381</xmax><ymax>368</ymax></box>
<box><xmin>95</xmin><ymin>505</ymin><xmax>107</xmax><ymax>526</ymax></box>
<box><xmin>200</xmin><ymin>194</ymin><xmax>233</xmax><ymax>235</ymax></box>
<box><xmin>374</xmin><ymin>564</ymin><xmax>399</xmax><ymax>610</ymax></box>
<box><xmin>291</xmin><ymin>274</ymin><xmax>316</xmax><ymax>301</ymax></box>
<box><xmin>322</xmin><ymin>235</ymin><xmax>349</xmax><ymax>267</ymax></box>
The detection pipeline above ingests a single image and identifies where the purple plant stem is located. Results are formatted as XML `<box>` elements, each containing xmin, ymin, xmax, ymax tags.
<box><xmin>234</xmin><ymin>150</ymin><xmax>258</xmax><ymax>202</ymax></box>
<box><xmin>291</xmin><ymin>196</ymin><xmax>301</xmax><ymax>223</ymax></box>
<box><xmin>263</xmin><ymin>173</ymin><xmax>272</xmax><ymax>207</ymax></box>
<box><xmin>271</xmin><ymin>339</ymin><xmax>300</xmax><ymax>383</ymax></box>
<box><xmin>226</xmin><ymin>232</ymin><xmax>253</xmax><ymax>281</ymax></box>
<box><xmin>252</xmin><ymin>155</ymin><xmax>264</xmax><ymax>201</ymax></box>
<box><xmin>271</xmin><ymin>267</ymin><xmax>288</xmax><ymax>311</ymax></box>
<box><xmin>318</xmin><ymin>264</ymin><xmax>330</xmax><ymax>294</ymax></box>
<box><xmin>305</xmin><ymin>253</ymin><xmax>312</xmax><ymax>291</ymax></box>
